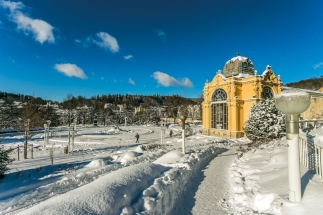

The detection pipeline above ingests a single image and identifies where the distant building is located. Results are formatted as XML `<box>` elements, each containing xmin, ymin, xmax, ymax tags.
<box><xmin>202</xmin><ymin>53</ymin><xmax>282</xmax><ymax>138</ymax></box>
<box><xmin>104</xmin><ymin>103</ymin><xmax>115</xmax><ymax>109</ymax></box>
<box><xmin>134</xmin><ymin>106</ymin><xmax>142</xmax><ymax>114</ymax></box>
<box><xmin>117</xmin><ymin>104</ymin><xmax>125</xmax><ymax>112</ymax></box>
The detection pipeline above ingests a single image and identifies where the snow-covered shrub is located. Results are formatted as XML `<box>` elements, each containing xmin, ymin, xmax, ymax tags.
<box><xmin>185</xmin><ymin>127</ymin><xmax>194</xmax><ymax>137</ymax></box>
<box><xmin>0</xmin><ymin>146</ymin><xmax>14</xmax><ymax>179</ymax></box>
<box><xmin>140</xmin><ymin>144</ymin><xmax>165</xmax><ymax>151</ymax></box>
<box><xmin>244</xmin><ymin>99</ymin><xmax>285</xmax><ymax>142</ymax></box>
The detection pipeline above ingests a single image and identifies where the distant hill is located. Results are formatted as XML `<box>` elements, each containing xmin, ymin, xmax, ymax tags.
<box><xmin>285</xmin><ymin>76</ymin><xmax>323</xmax><ymax>91</ymax></box>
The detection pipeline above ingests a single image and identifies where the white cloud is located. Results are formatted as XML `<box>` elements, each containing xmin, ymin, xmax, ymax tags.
<box><xmin>313</xmin><ymin>62</ymin><xmax>323</xmax><ymax>69</ymax></box>
<box><xmin>155</xmin><ymin>28</ymin><xmax>166</xmax><ymax>41</ymax></box>
<box><xmin>0</xmin><ymin>0</ymin><xmax>55</xmax><ymax>44</ymax></box>
<box><xmin>152</xmin><ymin>71</ymin><xmax>193</xmax><ymax>87</ymax></box>
<box><xmin>124</xmin><ymin>55</ymin><xmax>133</xmax><ymax>60</ymax></box>
<box><xmin>14</xmin><ymin>12</ymin><xmax>55</xmax><ymax>43</ymax></box>
<box><xmin>0</xmin><ymin>0</ymin><xmax>23</xmax><ymax>12</ymax></box>
<box><xmin>54</xmin><ymin>63</ymin><xmax>87</xmax><ymax>80</ymax></box>
<box><xmin>128</xmin><ymin>78</ymin><xmax>135</xmax><ymax>85</ymax></box>
<box><xmin>88</xmin><ymin>32</ymin><xmax>119</xmax><ymax>53</ymax></box>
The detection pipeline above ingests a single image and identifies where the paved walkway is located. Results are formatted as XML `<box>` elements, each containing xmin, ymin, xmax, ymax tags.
<box><xmin>171</xmin><ymin>149</ymin><xmax>236</xmax><ymax>214</ymax></box>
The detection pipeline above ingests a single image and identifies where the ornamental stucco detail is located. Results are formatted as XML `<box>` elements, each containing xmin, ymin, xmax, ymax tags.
<box><xmin>202</xmin><ymin>54</ymin><xmax>282</xmax><ymax>138</ymax></box>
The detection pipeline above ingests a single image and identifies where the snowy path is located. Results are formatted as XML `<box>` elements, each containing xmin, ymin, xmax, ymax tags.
<box><xmin>170</xmin><ymin>149</ymin><xmax>235</xmax><ymax>214</ymax></box>
<box><xmin>192</xmin><ymin>149</ymin><xmax>235</xmax><ymax>214</ymax></box>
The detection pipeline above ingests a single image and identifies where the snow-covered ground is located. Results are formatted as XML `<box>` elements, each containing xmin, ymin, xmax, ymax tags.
<box><xmin>1</xmin><ymin>124</ymin><xmax>323</xmax><ymax>214</ymax></box>
<box><xmin>226</xmin><ymin>137</ymin><xmax>323</xmax><ymax>214</ymax></box>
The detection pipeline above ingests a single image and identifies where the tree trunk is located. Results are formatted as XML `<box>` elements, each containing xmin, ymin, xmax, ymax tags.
<box><xmin>24</xmin><ymin>130</ymin><xmax>27</xmax><ymax>159</ymax></box>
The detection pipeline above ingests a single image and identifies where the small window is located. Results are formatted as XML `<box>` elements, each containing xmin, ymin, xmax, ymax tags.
<box><xmin>261</xmin><ymin>86</ymin><xmax>273</xmax><ymax>99</ymax></box>
<box><xmin>212</xmin><ymin>89</ymin><xmax>227</xmax><ymax>101</ymax></box>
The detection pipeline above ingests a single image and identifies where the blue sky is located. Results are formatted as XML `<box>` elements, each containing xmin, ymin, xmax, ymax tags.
<box><xmin>1</xmin><ymin>0</ymin><xmax>323</xmax><ymax>102</ymax></box>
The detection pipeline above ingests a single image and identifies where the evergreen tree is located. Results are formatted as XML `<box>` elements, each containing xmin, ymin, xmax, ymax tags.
<box><xmin>244</xmin><ymin>99</ymin><xmax>285</xmax><ymax>141</ymax></box>
<box><xmin>0</xmin><ymin>145</ymin><xmax>14</xmax><ymax>179</ymax></box>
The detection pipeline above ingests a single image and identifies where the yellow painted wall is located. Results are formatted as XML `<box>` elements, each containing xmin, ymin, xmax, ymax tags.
<box><xmin>202</xmin><ymin>68</ymin><xmax>282</xmax><ymax>138</ymax></box>
<box><xmin>301</xmin><ymin>97</ymin><xmax>323</xmax><ymax>119</ymax></box>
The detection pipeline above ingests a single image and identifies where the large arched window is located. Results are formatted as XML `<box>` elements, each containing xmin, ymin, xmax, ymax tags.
<box><xmin>261</xmin><ymin>86</ymin><xmax>274</xmax><ymax>99</ymax></box>
<box><xmin>212</xmin><ymin>89</ymin><xmax>227</xmax><ymax>101</ymax></box>
<box><xmin>211</xmin><ymin>89</ymin><xmax>228</xmax><ymax>130</ymax></box>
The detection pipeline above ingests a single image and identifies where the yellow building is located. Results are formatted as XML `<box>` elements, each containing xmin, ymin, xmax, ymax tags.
<box><xmin>202</xmin><ymin>54</ymin><xmax>282</xmax><ymax>138</ymax></box>
<box><xmin>282</xmin><ymin>87</ymin><xmax>323</xmax><ymax>120</ymax></box>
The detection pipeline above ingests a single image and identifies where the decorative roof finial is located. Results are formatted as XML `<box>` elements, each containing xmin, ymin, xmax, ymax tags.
<box><xmin>236</xmin><ymin>51</ymin><xmax>240</xmax><ymax>56</ymax></box>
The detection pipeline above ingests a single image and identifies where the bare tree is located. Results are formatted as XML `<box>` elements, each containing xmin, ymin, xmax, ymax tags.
<box><xmin>18</xmin><ymin>97</ymin><xmax>42</xmax><ymax>159</ymax></box>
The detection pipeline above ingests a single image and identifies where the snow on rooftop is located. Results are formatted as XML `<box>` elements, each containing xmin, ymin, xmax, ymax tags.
<box><xmin>235</xmin><ymin>73</ymin><xmax>252</xmax><ymax>78</ymax></box>
<box><xmin>225</xmin><ymin>56</ymin><xmax>253</xmax><ymax>65</ymax></box>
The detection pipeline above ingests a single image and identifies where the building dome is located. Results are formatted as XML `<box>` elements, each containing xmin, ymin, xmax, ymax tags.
<box><xmin>223</xmin><ymin>54</ymin><xmax>255</xmax><ymax>78</ymax></box>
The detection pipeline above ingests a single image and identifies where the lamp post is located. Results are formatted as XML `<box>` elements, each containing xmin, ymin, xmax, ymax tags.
<box><xmin>68</xmin><ymin>125</ymin><xmax>71</xmax><ymax>152</ymax></box>
<box><xmin>24</xmin><ymin>119</ymin><xmax>30</xmax><ymax>159</ymax></box>
<box><xmin>275</xmin><ymin>89</ymin><xmax>311</xmax><ymax>202</ymax></box>
<box><xmin>180</xmin><ymin>115</ymin><xmax>187</xmax><ymax>154</ymax></box>
<box><xmin>71</xmin><ymin>122</ymin><xmax>75</xmax><ymax>152</ymax></box>
<box><xmin>47</xmin><ymin>120</ymin><xmax>51</xmax><ymax>144</ymax></box>
<box><xmin>44</xmin><ymin>123</ymin><xmax>47</xmax><ymax>145</ymax></box>
<box><xmin>160</xmin><ymin>121</ymin><xmax>166</xmax><ymax>144</ymax></box>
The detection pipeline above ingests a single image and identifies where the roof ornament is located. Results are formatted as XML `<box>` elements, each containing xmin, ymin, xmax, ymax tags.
<box><xmin>236</xmin><ymin>51</ymin><xmax>240</xmax><ymax>56</ymax></box>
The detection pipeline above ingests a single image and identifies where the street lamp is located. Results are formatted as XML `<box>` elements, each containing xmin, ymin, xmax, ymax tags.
<box><xmin>160</xmin><ymin>121</ymin><xmax>166</xmax><ymax>144</ymax></box>
<box><xmin>47</xmin><ymin>120</ymin><xmax>51</xmax><ymax>144</ymax></box>
<box><xmin>180</xmin><ymin>115</ymin><xmax>187</xmax><ymax>154</ymax></box>
<box><xmin>275</xmin><ymin>89</ymin><xmax>311</xmax><ymax>202</ymax></box>
<box><xmin>44</xmin><ymin>123</ymin><xmax>47</xmax><ymax>145</ymax></box>
<box><xmin>24</xmin><ymin>119</ymin><xmax>30</xmax><ymax>159</ymax></box>
<box><xmin>71</xmin><ymin>122</ymin><xmax>76</xmax><ymax>152</ymax></box>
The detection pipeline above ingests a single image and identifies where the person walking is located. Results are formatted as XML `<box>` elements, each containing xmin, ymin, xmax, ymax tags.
<box><xmin>169</xmin><ymin>130</ymin><xmax>173</xmax><ymax>139</ymax></box>
<box><xmin>135</xmin><ymin>133</ymin><xmax>139</xmax><ymax>143</ymax></box>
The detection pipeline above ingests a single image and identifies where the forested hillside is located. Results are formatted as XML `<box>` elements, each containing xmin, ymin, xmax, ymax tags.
<box><xmin>285</xmin><ymin>76</ymin><xmax>323</xmax><ymax>91</ymax></box>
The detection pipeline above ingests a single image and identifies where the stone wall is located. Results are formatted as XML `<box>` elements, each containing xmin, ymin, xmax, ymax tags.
<box><xmin>301</xmin><ymin>97</ymin><xmax>323</xmax><ymax>119</ymax></box>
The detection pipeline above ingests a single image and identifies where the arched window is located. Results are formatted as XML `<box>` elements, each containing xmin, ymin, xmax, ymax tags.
<box><xmin>261</xmin><ymin>86</ymin><xmax>274</xmax><ymax>99</ymax></box>
<box><xmin>211</xmin><ymin>89</ymin><xmax>228</xmax><ymax>130</ymax></box>
<box><xmin>212</xmin><ymin>89</ymin><xmax>227</xmax><ymax>101</ymax></box>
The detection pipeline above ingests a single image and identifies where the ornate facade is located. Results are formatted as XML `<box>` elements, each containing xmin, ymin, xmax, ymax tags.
<box><xmin>202</xmin><ymin>54</ymin><xmax>283</xmax><ymax>138</ymax></box>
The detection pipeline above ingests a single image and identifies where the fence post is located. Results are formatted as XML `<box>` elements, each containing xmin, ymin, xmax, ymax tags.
<box><xmin>31</xmin><ymin>143</ymin><xmax>33</xmax><ymax>159</ymax></box>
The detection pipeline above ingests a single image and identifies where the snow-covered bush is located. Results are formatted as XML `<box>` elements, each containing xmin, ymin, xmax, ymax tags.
<box><xmin>0</xmin><ymin>146</ymin><xmax>14</xmax><ymax>179</ymax></box>
<box><xmin>185</xmin><ymin>127</ymin><xmax>194</xmax><ymax>137</ymax></box>
<box><xmin>140</xmin><ymin>144</ymin><xmax>165</xmax><ymax>151</ymax></box>
<box><xmin>244</xmin><ymin>99</ymin><xmax>285</xmax><ymax>142</ymax></box>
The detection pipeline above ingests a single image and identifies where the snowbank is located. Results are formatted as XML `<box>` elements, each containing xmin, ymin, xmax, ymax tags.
<box><xmin>227</xmin><ymin>139</ymin><xmax>323</xmax><ymax>214</ymax></box>
<box><xmin>16</xmin><ymin>163</ymin><xmax>168</xmax><ymax>215</ymax></box>
<box><xmin>119</xmin><ymin>151</ymin><xmax>142</xmax><ymax>164</ymax></box>
<box><xmin>153</xmin><ymin>150</ymin><xmax>184</xmax><ymax>165</ymax></box>
<box><xmin>123</xmin><ymin>147</ymin><xmax>227</xmax><ymax>214</ymax></box>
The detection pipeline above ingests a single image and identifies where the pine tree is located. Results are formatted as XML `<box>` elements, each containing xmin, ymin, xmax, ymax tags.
<box><xmin>244</xmin><ymin>99</ymin><xmax>285</xmax><ymax>141</ymax></box>
<box><xmin>0</xmin><ymin>145</ymin><xmax>14</xmax><ymax>179</ymax></box>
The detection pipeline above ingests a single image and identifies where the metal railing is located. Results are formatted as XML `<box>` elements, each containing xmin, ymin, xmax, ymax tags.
<box><xmin>299</xmin><ymin>131</ymin><xmax>323</xmax><ymax>178</ymax></box>
<box><xmin>299</xmin><ymin>119</ymin><xmax>323</xmax><ymax>130</ymax></box>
